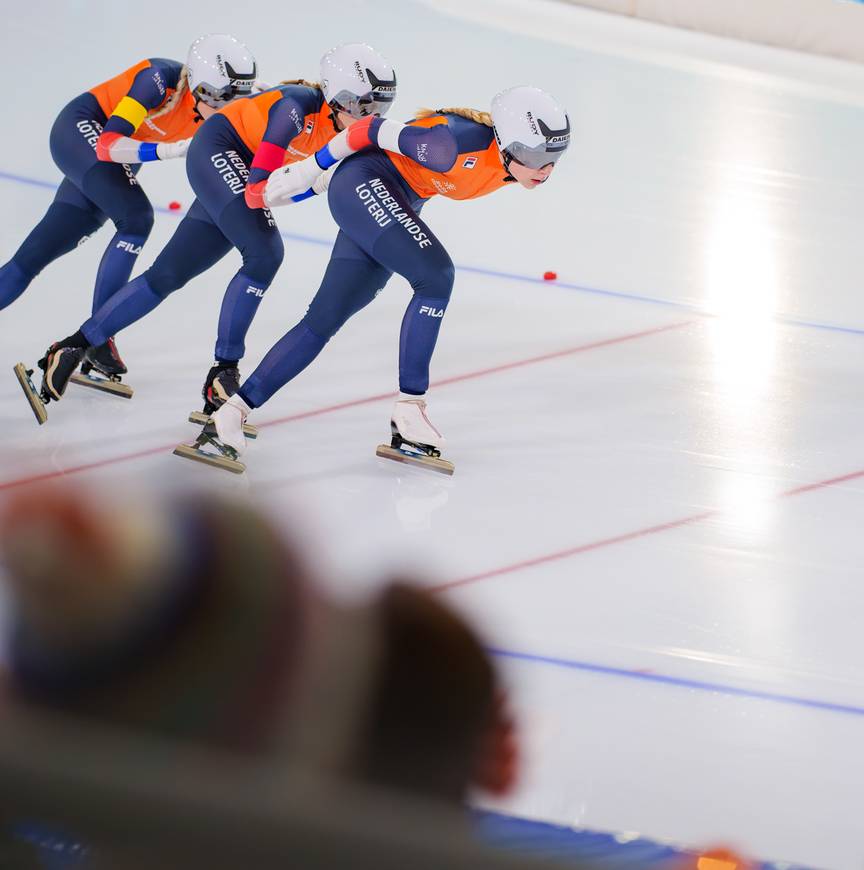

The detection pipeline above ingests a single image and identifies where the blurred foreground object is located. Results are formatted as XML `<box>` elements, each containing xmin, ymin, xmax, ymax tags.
<box><xmin>0</xmin><ymin>484</ymin><xmax>516</xmax><ymax>858</ymax></box>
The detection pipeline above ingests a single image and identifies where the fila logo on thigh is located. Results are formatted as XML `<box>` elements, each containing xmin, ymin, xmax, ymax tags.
<box><xmin>246</xmin><ymin>285</ymin><xmax>266</xmax><ymax>297</ymax></box>
<box><xmin>419</xmin><ymin>305</ymin><xmax>444</xmax><ymax>318</ymax></box>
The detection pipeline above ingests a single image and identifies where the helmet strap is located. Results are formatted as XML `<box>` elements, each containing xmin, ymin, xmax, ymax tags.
<box><xmin>498</xmin><ymin>148</ymin><xmax>516</xmax><ymax>181</ymax></box>
<box><xmin>325</xmin><ymin>100</ymin><xmax>343</xmax><ymax>133</ymax></box>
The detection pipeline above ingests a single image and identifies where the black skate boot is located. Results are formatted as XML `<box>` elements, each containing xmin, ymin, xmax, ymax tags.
<box><xmin>38</xmin><ymin>342</ymin><xmax>86</xmax><ymax>401</ymax></box>
<box><xmin>69</xmin><ymin>335</ymin><xmax>133</xmax><ymax>399</ymax></box>
<box><xmin>188</xmin><ymin>362</ymin><xmax>258</xmax><ymax>439</ymax></box>
<box><xmin>82</xmin><ymin>337</ymin><xmax>127</xmax><ymax>377</ymax></box>
<box><xmin>14</xmin><ymin>336</ymin><xmax>87</xmax><ymax>424</ymax></box>
<box><xmin>201</xmin><ymin>362</ymin><xmax>241</xmax><ymax>414</ymax></box>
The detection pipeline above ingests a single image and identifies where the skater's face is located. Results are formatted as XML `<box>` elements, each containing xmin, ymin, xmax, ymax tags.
<box><xmin>507</xmin><ymin>158</ymin><xmax>555</xmax><ymax>189</ymax></box>
<box><xmin>335</xmin><ymin>109</ymin><xmax>368</xmax><ymax>131</ymax></box>
<box><xmin>196</xmin><ymin>100</ymin><xmax>220</xmax><ymax>120</ymax></box>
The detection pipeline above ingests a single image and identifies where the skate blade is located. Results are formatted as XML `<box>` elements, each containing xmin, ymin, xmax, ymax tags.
<box><xmin>13</xmin><ymin>363</ymin><xmax>47</xmax><ymax>425</ymax></box>
<box><xmin>376</xmin><ymin>444</ymin><xmax>454</xmax><ymax>476</ymax></box>
<box><xmin>69</xmin><ymin>372</ymin><xmax>133</xmax><ymax>399</ymax></box>
<box><xmin>173</xmin><ymin>442</ymin><xmax>246</xmax><ymax>474</ymax></box>
<box><xmin>187</xmin><ymin>410</ymin><xmax>258</xmax><ymax>439</ymax></box>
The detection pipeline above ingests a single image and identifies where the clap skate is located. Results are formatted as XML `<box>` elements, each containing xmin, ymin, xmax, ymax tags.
<box><xmin>187</xmin><ymin>410</ymin><xmax>258</xmax><ymax>439</ymax></box>
<box><xmin>174</xmin><ymin>395</ymin><xmax>251</xmax><ymax>474</ymax></box>
<box><xmin>376</xmin><ymin>395</ymin><xmax>454</xmax><ymax>476</ymax></box>
<box><xmin>69</xmin><ymin>338</ymin><xmax>133</xmax><ymax>399</ymax></box>
<box><xmin>13</xmin><ymin>343</ymin><xmax>85</xmax><ymax>425</ymax></box>
<box><xmin>13</xmin><ymin>363</ymin><xmax>47</xmax><ymax>424</ymax></box>
<box><xmin>187</xmin><ymin>362</ymin><xmax>258</xmax><ymax>439</ymax></box>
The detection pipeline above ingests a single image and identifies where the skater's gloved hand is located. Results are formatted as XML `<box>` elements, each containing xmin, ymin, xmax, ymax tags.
<box><xmin>263</xmin><ymin>156</ymin><xmax>326</xmax><ymax>208</ymax></box>
<box><xmin>252</xmin><ymin>78</ymin><xmax>273</xmax><ymax>94</ymax></box>
<box><xmin>311</xmin><ymin>164</ymin><xmax>337</xmax><ymax>196</ymax></box>
<box><xmin>156</xmin><ymin>138</ymin><xmax>192</xmax><ymax>161</ymax></box>
<box><xmin>245</xmin><ymin>179</ymin><xmax>267</xmax><ymax>210</ymax></box>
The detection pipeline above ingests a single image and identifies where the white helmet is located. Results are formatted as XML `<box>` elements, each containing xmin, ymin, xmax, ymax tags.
<box><xmin>187</xmin><ymin>34</ymin><xmax>257</xmax><ymax>108</ymax></box>
<box><xmin>320</xmin><ymin>43</ymin><xmax>397</xmax><ymax>119</ymax></box>
<box><xmin>491</xmin><ymin>86</ymin><xmax>570</xmax><ymax>171</ymax></box>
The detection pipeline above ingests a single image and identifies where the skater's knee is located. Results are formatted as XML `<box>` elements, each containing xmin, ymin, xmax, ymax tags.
<box><xmin>115</xmin><ymin>201</ymin><xmax>154</xmax><ymax>239</ymax></box>
<box><xmin>412</xmin><ymin>256</ymin><xmax>454</xmax><ymax>301</ymax></box>
<box><xmin>301</xmin><ymin>306</ymin><xmax>342</xmax><ymax>340</ymax></box>
<box><xmin>144</xmin><ymin>263</ymin><xmax>185</xmax><ymax>299</ymax></box>
<box><xmin>239</xmin><ymin>233</ymin><xmax>284</xmax><ymax>285</ymax></box>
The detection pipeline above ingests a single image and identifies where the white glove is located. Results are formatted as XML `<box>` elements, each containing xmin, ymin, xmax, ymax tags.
<box><xmin>312</xmin><ymin>164</ymin><xmax>338</xmax><ymax>196</ymax></box>
<box><xmin>156</xmin><ymin>138</ymin><xmax>192</xmax><ymax>161</ymax></box>
<box><xmin>264</xmin><ymin>155</ymin><xmax>327</xmax><ymax>208</ymax></box>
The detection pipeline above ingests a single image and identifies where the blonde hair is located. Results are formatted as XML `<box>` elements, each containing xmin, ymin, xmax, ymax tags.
<box><xmin>278</xmin><ymin>78</ymin><xmax>321</xmax><ymax>89</ymax></box>
<box><xmin>416</xmin><ymin>106</ymin><xmax>492</xmax><ymax>126</ymax></box>
<box><xmin>147</xmin><ymin>66</ymin><xmax>190</xmax><ymax>122</ymax></box>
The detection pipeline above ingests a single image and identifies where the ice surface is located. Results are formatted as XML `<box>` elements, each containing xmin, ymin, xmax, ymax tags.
<box><xmin>2</xmin><ymin>2</ymin><xmax>863</xmax><ymax>866</ymax></box>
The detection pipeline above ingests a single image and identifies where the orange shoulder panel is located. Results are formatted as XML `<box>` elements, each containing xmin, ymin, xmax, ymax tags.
<box><xmin>217</xmin><ymin>90</ymin><xmax>283</xmax><ymax>154</ymax></box>
<box><xmin>89</xmin><ymin>60</ymin><xmax>152</xmax><ymax>119</ymax></box>
<box><xmin>131</xmin><ymin>89</ymin><xmax>201</xmax><ymax>144</ymax></box>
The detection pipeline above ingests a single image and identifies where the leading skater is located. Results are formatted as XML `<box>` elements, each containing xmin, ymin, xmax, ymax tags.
<box><xmin>185</xmin><ymin>87</ymin><xmax>570</xmax><ymax>474</ymax></box>
<box><xmin>3</xmin><ymin>35</ymin><xmax>258</xmax><ymax>385</ymax></box>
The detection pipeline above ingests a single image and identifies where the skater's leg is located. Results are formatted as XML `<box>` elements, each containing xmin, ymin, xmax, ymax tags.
<box><xmin>79</xmin><ymin>160</ymin><xmax>154</xmax><ymax>312</ymax></box>
<box><xmin>239</xmin><ymin>234</ymin><xmax>391</xmax><ymax>408</ymax></box>
<box><xmin>212</xmin><ymin>196</ymin><xmax>284</xmax><ymax>363</ymax></box>
<box><xmin>373</xmin><ymin>228</ymin><xmax>453</xmax><ymax>396</ymax></box>
<box><xmin>326</xmin><ymin>157</ymin><xmax>455</xmax><ymax>396</ymax></box>
<box><xmin>1</xmin><ymin>92</ymin><xmax>115</xmax><ymax>311</ymax></box>
<box><xmin>80</xmin><ymin>200</ymin><xmax>232</xmax><ymax>347</ymax></box>
<box><xmin>42</xmin><ymin>91</ymin><xmax>154</xmax><ymax>315</ymax></box>
<box><xmin>0</xmin><ymin>180</ymin><xmax>106</xmax><ymax>311</ymax></box>
<box><xmin>178</xmin><ymin>125</ymin><xmax>285</xmax><ymax>366</ymax></box>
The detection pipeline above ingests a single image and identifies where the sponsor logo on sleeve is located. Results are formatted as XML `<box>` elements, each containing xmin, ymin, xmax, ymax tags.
<box><xmin>462</xmin><ymin>156</ymin><xmax>477</xmax><ymax>169</ymax></box>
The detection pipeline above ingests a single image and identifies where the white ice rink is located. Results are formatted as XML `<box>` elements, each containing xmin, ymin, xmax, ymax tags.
<box><xmin>3</xmin><ymin>1</ymin><xmax>864</xmax><ymax>867</ymax></box>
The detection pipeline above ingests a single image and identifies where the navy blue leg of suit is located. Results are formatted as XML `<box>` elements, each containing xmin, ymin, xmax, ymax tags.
<box><xmin>81</xmin><ymin>116</ymin><xmax>282</xmax><ymax>351</ymax></box>
<box><xmin>240</xmin><ymin>152</ymin><xmax>455</xmax><ymax>409</ymax></box>
<box><xmin>0</xmin><ymin>93</ymin><xmax>154</xmax><ymax>314</ymax></box>
<box><xmin>80</xmin><ymin>199</ymin><xmax>233</xmax><ymax>346</ymax></box>
<box><xmin>190</xmin><ymin>115</ymin><xmax>284</xmax><ymax>363</ymax></box>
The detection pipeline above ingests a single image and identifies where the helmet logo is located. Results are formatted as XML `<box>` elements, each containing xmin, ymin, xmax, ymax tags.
<box><xmin>525</xmin><ymin>111</ymin><xmax>539</xmax><ymax>136</ymax></box>
<box><xmin>215</xmin><ymin>54</ymin><xmax>226</xmax><ymax>77</ymax></box>
<box><xmin>538</xmin><ymin>116</ymin><xmax>571</xmax><ymax>152</ymax></box>
<box><xmin>225</xmin><ymin>61</ymin><xmax>256</xmax><ymax>89</ymax></box>
<box><xmin>354</xmin><ymin>61</ymin><xmax>367</xmax><ymax>83</ymax></box>
<box><xmin>367</xmin><ymin>69</ymin><xmax>397</xmax><ymax>102</ymax></box>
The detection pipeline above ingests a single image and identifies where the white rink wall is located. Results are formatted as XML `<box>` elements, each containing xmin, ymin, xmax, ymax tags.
<box><xmin>555</xmin><ymin>0</ymin><xmax>864</xmax><ymax>64</ymax></box>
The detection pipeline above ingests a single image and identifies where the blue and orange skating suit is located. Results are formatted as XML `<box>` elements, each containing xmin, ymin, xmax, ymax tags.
<box><xmin>217</xmin><ymin>84</ymin><xmax>339</xmax><ymax>185</ymax></box>
<box><xmin>387</xmin><ymin>112</ymin><xmax>514</xmax><ymax>201</ymax></box>
<box><xmin>89</xmin><ymin>58</ymin><xmax>200</xmax><ymax>157</ymax></box>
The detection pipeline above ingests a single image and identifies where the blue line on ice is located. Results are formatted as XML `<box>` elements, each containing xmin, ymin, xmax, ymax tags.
<box><xmin>2</xmin><ymin>169</ymin><xmax>863</xmax><ymax>337</ymax></box>
<box><xmin>490</xmin><ymin>647</ymin><xmax>864</xmax><ymax>718</ymax></box>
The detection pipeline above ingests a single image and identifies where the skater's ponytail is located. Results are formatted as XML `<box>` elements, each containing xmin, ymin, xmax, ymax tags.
<box><xmin>147</xmin><ymin>66</ymin><xmax>190</xmax><ymax>122</ymax></box>
<box><xmin>416</xmin><ymin>107</ymin><xmax>493</xmax><ymax>126</ymax></box>
<box><xmin>278</xmin><ymin>78</ymin><xmax>322</xmax><ymax>90</ymax></box>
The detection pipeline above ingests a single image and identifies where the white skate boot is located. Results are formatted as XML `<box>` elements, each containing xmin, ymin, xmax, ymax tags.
<box><xmin>376</xmin><ymin>394</ymin><xmax>454</xmax><ymax>475</ymax></box>
<box><xmin>212</xmin><ymin>394</ymin><xmax>251</xmax><ymax>455</ymax></box>
<box><xmin>173</xmin><ymin>394</ymin><xmax>252</xmax><ymax>475</ymax></box>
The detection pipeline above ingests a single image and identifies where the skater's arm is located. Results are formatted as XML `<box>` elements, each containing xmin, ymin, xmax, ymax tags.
<box><xmin>243</xmin><ymin>94</ymin><xmax>315</xmax><ymax>208</ymax></box>
<box><xmin>96</xmin><ymin>60</ymin><xmax>190</xmax><ymax>164</ymax></box>
<box><xmin>261</xmin><ymin>118</ymin><xmax>458</xmax><ymax>209</ymax></box>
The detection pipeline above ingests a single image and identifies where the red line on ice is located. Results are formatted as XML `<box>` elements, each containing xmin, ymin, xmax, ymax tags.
<box><xmin>431</xmin><ymin>470</ymin><xmax>864</xmax><ymax>594</ymax></box>
<box><xmin>0</xmin><ymin>319</ymin><xmax>694</xmax><ymax>492</ymax></box>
